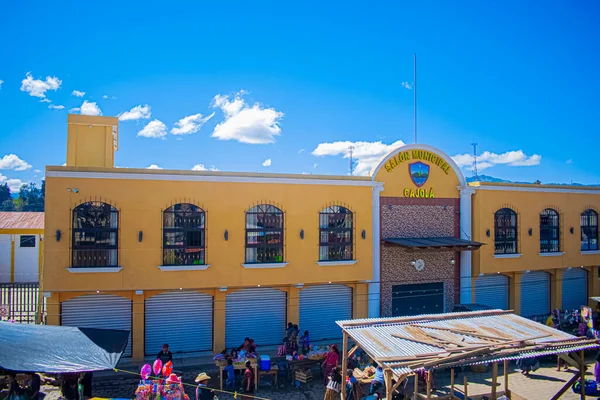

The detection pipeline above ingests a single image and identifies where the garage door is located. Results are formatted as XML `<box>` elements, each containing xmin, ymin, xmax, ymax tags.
<box><xmin>520</xmin><ymin>271</ymin><xmax>550</xmax><ymax>318</ymax></box>
<box><xmin>562</xmin><ymin>268</ymin><xmax>587</xmax><ymax>310</ymax></box>
<box><xmin>145</xmin><ymin>291</ymin><xmax>213</xmax><ymax>356</ymax></box>
<box><xmin>225</xmin><ymin>288</ymin><xmax>286</xmax><ymax>349</ymax></box>
<box><xmin>299</xmin><ymin>284</ymin><xmax>352</xmax><ymax>343</ymax></box>
<box><xmin>392</xmin><ymin>282</ymin><xmax>444</xmax><ymax>317</ymax></box>
<box><xmin>62</xmin><ymin>294</ymin><xmax>132</xmax><ymax>357</ymax></box>
<box><xmin>474</xmin><ymin>274</ymin><xmax>509</xmax><ymax>310</ymax></box>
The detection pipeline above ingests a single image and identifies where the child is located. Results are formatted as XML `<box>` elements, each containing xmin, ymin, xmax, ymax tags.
<box><xmin>242</xmin><ymin>360</ymin><xmax>255</xmax><ymax>400</ymax></box>
<box><xmin>369</xmin><ymin>363</ymin><xmax>384</xmax><ymax>395</ymax></box>
<box><xmin>224</xmin><ymin>358</ymin><xmax>235</xmax><ymax>390</ymax></box>
<box><xmin>301</xmin><ymin>330</ymin><xmax>310</xmax><ymax>355</ymax></box>
<box><xmin>324</xmin><ymin>366</ymin><xmax>342</xmax><ymax>400</ymax></box>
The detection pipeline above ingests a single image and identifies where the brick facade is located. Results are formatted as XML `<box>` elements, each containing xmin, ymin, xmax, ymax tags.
<box><xmin>380</xmin><ymin>196</ymin><xmax>460</xmax><ymax>317</ymax></box>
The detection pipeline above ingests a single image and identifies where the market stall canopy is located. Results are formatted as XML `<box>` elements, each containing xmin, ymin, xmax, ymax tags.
<box><xmin>383</xmin><ymin>237</ymin><xmax>485</xmax><ymax>252</ymax></box>
<box><xmin>336</xmin><ymin>309</ymin><xmax>598</xmax><ymax>379</ymax></box>
<box><xmin>590</xmin><ymin>297</ymin><xmax>600</xmax><ymax>302</ymax></box>
<box><xmin>0</xmin><ymin>322</ymin><xmax>129</xmax><ymax>373</ymax></box>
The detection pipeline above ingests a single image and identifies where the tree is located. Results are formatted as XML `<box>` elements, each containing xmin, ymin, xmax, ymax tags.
<box><xmin>0</xmin><ymin>183</ymin><xmax>10</xmax><ymax>206</ymax></box>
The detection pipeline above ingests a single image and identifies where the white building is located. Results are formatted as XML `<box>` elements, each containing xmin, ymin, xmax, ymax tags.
<box><xmin>0</xmin><ymin>212</ymin><xmax>44</xmax><ymax>283</ymax></box>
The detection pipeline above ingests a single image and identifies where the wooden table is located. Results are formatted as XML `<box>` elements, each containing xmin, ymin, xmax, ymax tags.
<box><xmin>289</xmin><ymin>358</ymin><xmax>324</xmax><ymax>381</ymax></box>
<box><xmin>258</xmin><ymin>365</ymin><xmax>278</xmax><ymax>386</ymax></box>
<box><xmin>217</xmin><ymin>360</ymin><xmax>258</xmax><ymax>392</ymax></box>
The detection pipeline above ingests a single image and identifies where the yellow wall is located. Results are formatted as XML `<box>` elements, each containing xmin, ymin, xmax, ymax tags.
<box><xmin>471</xmin><ymin>185</ymin><xmax>600</xmax><ymax>275</ymax></box>
<box><xmin>373</xmin><ymin>148</ymin><xmax>462</xmax><ymax>198</ymax></box>
<box><xmin>43</xmin><ymin>174</ymin><xmax>373</xmax><ymax>292</ymax></box>
<box><xmin>66</xmin><ymin>114</ymin><xmax>118</xmax><ymax>168</ymax></box>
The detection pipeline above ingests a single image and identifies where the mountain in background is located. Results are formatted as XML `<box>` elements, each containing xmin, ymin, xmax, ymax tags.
<box><xmin>466</xmin><ymin>174</ymin><xmax>598</xmax><ymax>186</ymax></box>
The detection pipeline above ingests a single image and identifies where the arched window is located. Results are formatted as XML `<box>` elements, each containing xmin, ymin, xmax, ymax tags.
<box><xmin>540</xmin><ymin>208</ymin><xmax>560</xmax><ymax>253</ymax></box>
<box><xmin>163</xmin><ymin>203</ymin><xmax>206</xmax><ymax>266</ymax></box>
<box><xmin>581</xmin><ymin>209</ymin><xmax>599</xmax><ymax>251</ymax></box>
<box><xmin>319</xmin><ymin>206</ymin><xmax>353</xmax><ymax>261</ymax></box>
<box><xmin>494</xmin><ymin>208</ymin><xmax>518</xmax><ymax>254</ymax></box>
<box><xmin>245</xmin><ymin>204</ymin><xmax>284</xmax><ymax>264</ymax></box>
<box><xmin>72</xmin><ymin>202</ymin><xmax>118</xmax><ymax>268</ymax></box>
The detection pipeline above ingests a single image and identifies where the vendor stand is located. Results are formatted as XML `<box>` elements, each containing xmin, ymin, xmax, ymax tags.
<box><xmin>336</xmin><ymin>309</ymin><xmax>600</xmax><ymax>400</ymax></box>
<box><xmin>215</xmin><ymin>358</ymin><xmax>258</xmax><ymax>391</ymax></box>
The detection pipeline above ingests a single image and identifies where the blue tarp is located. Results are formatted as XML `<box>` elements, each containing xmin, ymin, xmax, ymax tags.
<box><xmin>0</xmin><ymin>322</ymin><xmax>129</xmax><ymax>373</ymax></box>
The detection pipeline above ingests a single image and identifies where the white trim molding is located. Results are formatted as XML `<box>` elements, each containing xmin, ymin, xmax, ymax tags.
<box><xmin>45</xmin><ymin>170</ymin><xmax>377</xmax><ymax>187</ymax></box>
<box><xmin>316</xmin><ymin>260</ymin><xmax>358</xmax><ymax>267</ymax></box>
<box><xmin>66</xmin><ymin>267</ymin><xmax>123</xmax><ymax>273</ymax></box>
<box><xmin>242</xmin><ymin>262</ymin><xmax>288</xmax><ymax>269</ymax></box>
<box><xmin>493</xmin><ymin>253</ymin><xmax>522</xmax><ymax>259</ymax></box>
<box><xmin>158</xmin><ymin>264</ymin><xmax>211</xmax><ymax>271</ymax></box>
<box><xmin>539</xmin><ymin>252</ymin><xmax>565</xmax><ymax>257</ymax></box>
<box><xmin>459</xmin><ymin>186</ymin><xmax>476</xmax><ymax>304</ymax></box>
<box><xmin>472</xmin><ymin>185</ymin><xmax>600</xmax><ymax>195</ymax></box>
<box><xmin>368</xmin><ymin>182</ymin><xmax>385</xmax><ymax>318</ymax></box>
<box><xmin>581</xmin><ymin>250</ymin><xmax>600</xmax><ymax>255</ymax></box>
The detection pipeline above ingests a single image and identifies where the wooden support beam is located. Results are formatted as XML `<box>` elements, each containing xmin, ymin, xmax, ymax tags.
<box><xmin>391</xmin><ymin>333</ymin><xmax>446</xmax><ymax>348</ymax></box>
<box><xmin>414</xmin><ymin>373</ymin><xmax>419</xmax><ymax>398</ymax></box>
<box><xmin>426</xmin><ymin>370</ymin><xmax>432</xmax><ymax>399</ymax></box>
<box><xmin>551</xmin><ymin>373</ymin><xmax>580</xmax><ymax>400</ymax></box>
<box><xmin>504</xmin><ymin>359</ymin><xmax>509</xmax><ymax>396</ymax></box>
<box><xmin>450</xmin><ymin>368</ymin><xmax>455</xmax><ymax>399</ymax></box>
<box><xmin>347</xmin><ymin>345</ymin><xmax>359</xmax><ymax>358</ymax></box>
<box><xmin>491</xmin><ymin>362</ymin><xmax>498</xmax><ymax>399</ymax></box>
<box><xmin>384</xmin><ymin>368</ymin><xmax>393</xmax><ymax>400</ymax></box>
<box><xmin>391</xmin><ymin>374</ymin><xmax>408</xmax><ymax>393</ymax></box>
<box><xmin>341</xmin><ymin>331</ymin><xmax>348</xmax><ymax>399</ymax></box>
<box><xmin>580</xmin><ymin>349</ymin><xmax>586</xmax><ymax>400</ymax></box>
<box><xmin>463</xmin><ymin>376</ymin><xmax>468</xmax><ymax>400</ymax></box>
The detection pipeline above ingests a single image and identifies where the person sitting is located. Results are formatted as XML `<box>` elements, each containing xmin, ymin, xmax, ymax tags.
<box><xmin>285</xmin><ymin>336</ymin><xmax>298</xmax><ymax>355</ymax></box>
<box><xmin>238</xmin><ymin>338</ymin><xmax>251</xmax><ymax>352</ymax></box>
<box><xmin>247</xmin><ymin>339</ymin><xmax>257</xmax><ymax>353</ymax></box>
<box><xmin>157</xmin><ymin>344</ymin><xmax>173</xmax><ymax>366</ymax></box>
<box><xmin>26</xmin><ymin>372</ymin><xmax>41</xmax><ymax>400</ymax></box>
<box><xmin>301</xmin><ymin>330</ymin><xmax>310</xmax><ymax>355</ymax></box>
<box><xmin>195</xmin><ymin>372</ymin><xmax>215</xmax><ymax>400</ymax></box>
<box><xmin>286</xmin><ymin>322</ymin><xmax>295</xmax><ymax>337</ymax></box>
<box><xmin>8</xmin><ymin>372</ymin><xmax>25</xmax><ymax>399</ymax></box>
<box><xmin>369</xmin><ymin>363</ymin><xmax>385</xmax><ymax>395</ymax></box>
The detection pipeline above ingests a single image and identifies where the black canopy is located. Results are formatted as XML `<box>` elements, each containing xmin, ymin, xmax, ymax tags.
<box><xmin>0</xmin><ymin>322</ymin><xmax>129</xmax><ymax>373</ymax></box>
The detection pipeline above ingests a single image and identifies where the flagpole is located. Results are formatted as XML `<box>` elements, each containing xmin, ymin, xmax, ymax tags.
<box><xmin>414</xmin><ymin>53</ymin><xmax>417</xmax><ymax>144</ymax></box>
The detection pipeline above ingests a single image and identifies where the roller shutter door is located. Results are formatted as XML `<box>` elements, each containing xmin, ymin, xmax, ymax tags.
<box><xmin>474</xmin><ymin>275</ymin><xmax>509</xmax><ymax>310</ymax></box>
<box><xmin>562</xmin><ymin>268</ymin><xmax>587</xmax><ymax>310</ymax></box>
<box><xmin>145</xmin><ymin>291</ymin><xmax>213</xmax><ymax>356</ymax></box>
<box><xmin>62</xmin><ymin>294</ymin><xmax>132</xmax><ymax>357</ymax></box>
<box><xmin>520</xmin><ymin>271</ymin><xmax>550</xmax><ymax>318</ymax></box>
<box><xmin>299</xmin><ymin>284</ymin><xmax>352</xmax><ymax>343</ymax></box>
<box><xmin>225</xmin><ymin>288</ymin><xmax>286</xmax><ymax>349</ymax></box>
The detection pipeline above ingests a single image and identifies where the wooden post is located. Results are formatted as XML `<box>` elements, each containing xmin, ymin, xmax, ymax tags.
<box><xmin>504</xmin><ymin>359</ymin><xmax>509</xmax><ymax>396</ymax></box>
<box><xmin>385</xmin><ymin>369</ymin><xmax>393</xmax><ymax>400</ymax></box>
<box><xmin>491</xmin><ymin>362</ymin><xmax>498</xmax><ymax>399</ymax></box>
<box><xmin>463</xmin><ymin>376</ymin><xmax>468</xmax><ymax>399</ymax></box>
<box><xmin>414</xmin><ymin>372</ymin><xmax>419</xmax><ymax>398</ymax></box>
<box><xmin>580</xmin><ymin>350</ymin><xmax>586</xmax><ymax>400</ymax></box>
<box><xmin>341</xmin><ymin>331</ymin><xmax>348</xmax><ymax>399</ymax></box>
<box><xmin>426</xmin><ymin>370</ymin><xmax>432</xmax><ymax>399</ymax></box>
<box><xmin>450</xmin><ymin>368</ymin><xmax>455</xmax><ymax>399</ymax></box>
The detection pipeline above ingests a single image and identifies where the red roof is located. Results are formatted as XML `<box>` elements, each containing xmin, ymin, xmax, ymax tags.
<box><xmin>0</xmin><ymin>212</ymin><xmax>44</xmax><ymax>230</ymax></box>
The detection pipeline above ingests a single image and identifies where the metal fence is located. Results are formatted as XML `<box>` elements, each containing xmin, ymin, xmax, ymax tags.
<box><xmin>0</xmin><ymin>282</ymin><xmax>42</xmax><ymax>324</ymax></box>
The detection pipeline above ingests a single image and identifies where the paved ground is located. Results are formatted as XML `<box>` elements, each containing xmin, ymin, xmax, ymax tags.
<box><xmin>35</xmin><ymin>357</ymin><xmax>596</xmax><ymax>399</ymax></box>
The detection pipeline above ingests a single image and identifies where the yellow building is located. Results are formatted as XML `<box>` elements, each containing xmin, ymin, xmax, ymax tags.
<box><xmin>43</xmin><ymin>115</ymin><xmax>600</xmax><ymax>361</ymax></box>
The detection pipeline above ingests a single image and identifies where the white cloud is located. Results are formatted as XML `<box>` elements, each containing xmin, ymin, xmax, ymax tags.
<box><xmin>34</xmin><ymin>169</ymin><xmax>41</xmax><ymax>173</ymax></box>
<box><xmin>312</xmin><ymin>140</ymin><xmax>405</xmax><ymax>176</ymax></box>
<box><xmin>72</xmin><ymin>90</ymin><xmax>85</xmax><ymax>97</ymax></box>
<box><xmin>137</xmin><ymin>120</ymin><xmax>167</xmax><ymax>139</ymax></box>
<box><xmin>452</xmin><ymin>150</ymin><xmax>541</xmax><ymax>171</ymax></box>
<box><xmin>40</xmin><ymin>98</ymin><xmax>51</xmax><ymax>103</ymax></box>
<box><xmin>0</xmin><ymin>173</ymin><xmax>24</xmax><ymax>192</ymax></box>
<box><xmin>0</xmin><ymin>80</ymin><xmax>3</xmax><ymax>88</ymax></box>
<box><xmin>171</xmin><ymin>113</ymin><xmax>215</xmax><ymax>135</ymax></box>
<box><xmin>0</xmin><ymin>154</ymin><xmax>32</xmax><ymax>171</ymax></box>
<box><xmin>48</xmin><ymin>104</ymin><xmax>65</xmax><ymax>110</ymax></box>
<box><xmin>211</xmin><ymin>91</ymin><xmax>284</xmax><ymax>144</ymax></box>
<box><xmin>71</xmin><ymin>100</ymin><xmax>102</xmax><ymax>116</ymax></box>
<box><xmin>262</xmin><ymin>159</ymin><xmax>272</xmax><ymax>167</ymax></box>
<box><xmin>298</xmin><ymin>149</ymin><xmax>305</xmax><ymax>154</ymax></box>
<box><xmin>147</xmin><ymin>164</ymin><xmax>163</xmax><ymax>169</ymax></box>
<box><xmin>192</xmin><ymin>164</ymin><xmax>219</xmax><ymax>171</ymax></box>
<box><xmin>313</xmin><ymin>163</ymin><xmax>318</xmax><ymax>169</ymax></box>
<box><xmin>119</xmin><ymin>104</ymin><xmax>152</xmax><ymax>121</ymax></box>
<box><xmin>20</xmin><ymin>72</ymin><xmax>61</xmax><ymax>98</ymax></box>
<box><xmin>402</xmin><ymin>81</ymin><xmax>413</xmax><ymax>90</ymax></box>
<box><xmin>103</xmin><ymin>95</ymin><xmax>117</xmax><ymax>100</ymax></box>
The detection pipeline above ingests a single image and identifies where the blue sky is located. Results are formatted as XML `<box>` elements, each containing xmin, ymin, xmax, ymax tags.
<box><xmin>1</xmin><ymin>0</ymin><xmax>599</xmax><ymax>191</ymax></box>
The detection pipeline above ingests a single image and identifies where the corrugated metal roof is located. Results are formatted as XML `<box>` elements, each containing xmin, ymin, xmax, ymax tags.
<box><xmin>0</xmin><ymin>212</ymin><xmax>44</xmax><ymax>230</ymax></box>
<box><xmin>384</xmin><ymin>237</ymin><xmax>484</xmax><ymax>249</ymax></box>
<box><xmin>337</xmin><ymin>310</ymin><xmax>599</xmax><ymax>376</ymax></box>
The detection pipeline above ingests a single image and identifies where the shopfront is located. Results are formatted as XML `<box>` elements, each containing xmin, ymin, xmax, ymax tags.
<box><xmin>474</xmin><ymin>274</ymin><xmax>510</xmax><ymax>310</ymax></box>
<box><xmin>299</xmin><ymin>284</ymin><xmax>352</xmax><ymax>343</ymax></box>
